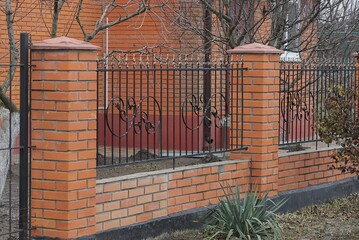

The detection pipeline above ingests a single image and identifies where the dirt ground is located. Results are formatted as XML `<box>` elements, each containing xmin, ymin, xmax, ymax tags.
<box><xmin>146</xmin><ymin>193</ymin><xmax>359</xmax><ymax>240</ymax></box>
<box><xmin>97</xmin><ymin>154</ymin><xmax>223</xmax><ymax>179</ymax></box>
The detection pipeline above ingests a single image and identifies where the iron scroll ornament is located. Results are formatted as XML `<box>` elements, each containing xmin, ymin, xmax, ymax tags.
<box><xmin>181</xmin><ymin>93</ymin><xmax>229</xmax><ymax>130</ymax></box>
<box><xmin>105</xmin><ymin>96</ymin><xmax>162</xmax><ymax>137</ymax></box>
<box><xmin>279</xmin><ymin>91</ymin><xmax>315</xmax><ymax>130</ymax></box>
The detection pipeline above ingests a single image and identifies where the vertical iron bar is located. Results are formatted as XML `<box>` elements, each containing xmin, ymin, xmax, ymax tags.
<box><xmin>111</xmin><ymin>62</ymin><xmax>114</xmax><ymax>165</ymax></box>
<box><xmin>19</xmin><ymin>32</ymin><xmax>29</xmax><ymax>240</ymax></box>
<box><xmin>197</xmin><ymin>61</ymin><xmax>200</xmax><ymax>154</ymax></box>
<box><xmin>103</xmin><ymin>61</ymin><xmax>107</xmax><ymax>165</ymax></box>
<box><xmin>191</xmin><ymin>61</ymin><xmax>194</xmax><ymax>154</ymax></box>
<box><xmin>166</xmin><ymin>61</ymin><xmax>169</xmax><ymax>158</ymax></box>
<box><xmin>172</xmin><ymin>60</ymin><xmax>176</xmax><ymax>168</ymax></box>
<box><xmin>214</xmin><ymin>61</ymin><xmax>217</xmax><ymax>152</ymax></box>
<box><xmin>316</xmin><ymin>61</ymin><xmax>319</xmax><ymax>149</ymax></box>
<box><xmin>236</xmin><ymin>61</ymin><xmax>240</xmax><ymax>148</ymax></box>
<box><xmin>179</xmin><ymin>60</ymin><xmax>182</xmax><ymax>157</ymax></box>
<box><xmin>240</xmin><ymin>61</ymin><xmax>244</xmax><ymax>148</ymax></box>
<box><xmin>118</xmin><ymin>62</ymin><xmax>122</xmax><ymax>164</ymax></box>
<box><xmin>153</xmin><ymin>59</ymin><xmax>157</xmax><ymax>159</ymax></box>
<box><xmin>229</xmin><ymin>59</ymin><xmax>233</xmax><ymax>149</ymax></box>
<box><xmin>8</xmin><ymin>30</ymin><xmax>13</xmax><ymax>238</ymax></box>
<box><xmin>299</xmin><ymin>63</ymin><xmax>302</xmax><ymax>142</ymax></box>
<box><xmin>28</xmin><ymin>35</ymin><xmax>33</xmax><ymax>239</ymax></box>
<box><xmin>96</xmin><ymin>62</ymin><xmax>100</xmax><ymax>166</ymax></box>
<box><xmin>146</xmin><ymin>60</ymin><xmax>150</xmax><ymax>160</ymax></box>
<box><xmin>185</xmin><ymin>61</ymin><xmax>188</xmax><ymax>155</ymax></box>
<box><xmin>159</xmin><ymin>60</ymin><xmax>163</xmax><ymax>158</ymax></box>
<box><xmin>133</xmin><ymin>61</ymin><xmax>136</xmax><ymax>162</ymax></box>
<box><xmin>139</xmin><ymin>60</ymin><xmax>143</xmax><ymax>161</ymax></box>
<box><xmin>125</xmin><ymin>62</ymin><xmax>129</xmax><ymax>162</ymax></box>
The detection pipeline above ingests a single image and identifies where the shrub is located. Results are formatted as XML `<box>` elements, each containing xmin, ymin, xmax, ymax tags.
<box><xmin>317</xmin><ymin>85</ymin><xmax>359</xmax><ymax>175</ymax></box>
<box><xmin>204</xmin><ymin>184</ymin><xmax>286</xmax><ymax>240</ymax></box>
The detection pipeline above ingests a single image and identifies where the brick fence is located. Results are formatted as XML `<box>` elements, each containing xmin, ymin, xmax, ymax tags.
<box><xmin>30</xmin><ymin>37</ymin><xmax>356</xmax><ymax>239</ymax></box>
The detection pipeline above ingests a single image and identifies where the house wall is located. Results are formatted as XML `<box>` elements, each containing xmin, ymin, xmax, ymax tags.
<box><xmin>0</xmin><ymin>1</ymin><xmax>103</xmax><ymax>105</ymax></box>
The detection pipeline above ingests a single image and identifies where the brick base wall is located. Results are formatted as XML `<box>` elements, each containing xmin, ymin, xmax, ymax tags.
<box><xmin>278</xmin><ymin>148</ymin><xmax>352</xmax><ymax>192</ymax></box>
<box><xmin>95</xmin><ymin>148</ymin><xmax>355</xmax><ymax>234</ymax></box>
<box><xmin>95</xmin><ymin>160</ymin><xmax>250</xmax><ymax>233</ymax></box>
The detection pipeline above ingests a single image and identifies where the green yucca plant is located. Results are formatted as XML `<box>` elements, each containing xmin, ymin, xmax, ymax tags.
<box><xmin>204</xmin><ymin>184</ymin><xmax>286</xmax><ymax>240</ymax></box>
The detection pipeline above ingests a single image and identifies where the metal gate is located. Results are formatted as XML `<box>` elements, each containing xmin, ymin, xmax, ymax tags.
<box><xmin>0</xmin><ymin>33</ymin><xmax>32</xmax><ymax>239</ymax></box>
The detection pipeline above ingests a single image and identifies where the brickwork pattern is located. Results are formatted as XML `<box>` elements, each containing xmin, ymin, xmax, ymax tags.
<box><xmin>230</xmin><ymin>52</ymin><xmax>281</xmax><ymax>196</ymax></box>
<box><xmin>95</xmin><ymin>160</ymin><xmax>250</xmax><ymax>233</ymax></box>
<box><xmin>31</xmin><ymin>49</ymin><xmax>98</xmax><ymax>238</ymax></box>
<box><xmin>278</xmin><ymin>149</ymin><xmax>352</xmax><ymax>192</ymax></box>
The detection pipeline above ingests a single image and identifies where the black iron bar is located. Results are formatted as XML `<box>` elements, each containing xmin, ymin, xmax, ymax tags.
<box><xmin>191</xmin><ymin>61</ymin><xmax>194</xmax><ymax>154</ymax></box>
<box><xmin>299</xmin><ymin>63</ymin><xmax>302</xmax><ymax>143</ymax></box>
<box><xmin>8</xmin><ymin>32</ymin><xmax>13</xmax><ymax>239</ymax></box>
<box><xmin>185</xmin><ymin>60</ymin><xmax>188</xmax><ymax>155</ymax></box>
<box><xmin>146</xmin><ymin>60</ymin><xmax>150</xmax><ymax>161</ymax></box>
<box><xmin>166</xmin><ymin>60</ymin><xmax>169</xmax><ymax>159</ymax></box>
<box><xmin>125</xmin><ymin>60</ymin><xmax>129</xmax><ymax>163</ymax></box>
<box><xmin>103</xmin><ymin>60</ymin><xmax>107</xmax><ymax>165</ymax></box>
<box><xmin>96</xmin><ymin>61</ymin><xmax>100</xmax><ymax>165</ymax></box>
<box><xmin>159</xmin><ymin>59</ymin><xmax>163</xmax><ymax>158</ymax></box>
<box><xmin>28</xmin><ymin>35</ymin><xmax>33</xmax><ymax>239</ymax></box>
<box><xmin>172</xmin><ymin>60</ymin><xmax>176</xmax><ymax>168</ymax></box>
<box><xmin>179</xmin><ymin>60</ymin><xmax>182</xmax><ymax>158</ymax></box>
<box><xmin>19</xmin><ymin>32</ymin><xmax>29</xmax><ymax>240</ymax></box>
<box><xmin>240</xmin><ymin>62</ymin><xmax>244</xmax><ymax>149</ymax></box>
<box><xmin>133</xmin><ymin>61</ymin><xmax>136</xmax><ymax>162</ymax></box>
<box><xmin>118</xmin><ymin>61</ymin><xmax>122</xmax><ymax>164</ymax></box>
<box><xmin>111</xmin><ymin>62</ymin><xmax>114</xmax><ymax>165</ymax></box>
<box><xmin>139</xmin><ymin>60</ymin><xmax>143</xmax><ymax>161</ymax></box>
<box><xmin>197</xmin><ymin>61</ymin><xmax>200</xmax><ymax>154</ymax></box>
<box><xmin>153</xmin><ymin>59</ymin><xmax>157</xmax><ymax>159</ymax></box>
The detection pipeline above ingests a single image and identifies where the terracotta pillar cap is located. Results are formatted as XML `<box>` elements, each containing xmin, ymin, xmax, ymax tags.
<box><xmin>227</xmin><ymin>43</ymin><xmax>283</xmax><ymax>54</ymax></box>
<box><xmin>32</xmin><ymin>36</ymin><xmax>101</xmax><ymax>51</ymax></box>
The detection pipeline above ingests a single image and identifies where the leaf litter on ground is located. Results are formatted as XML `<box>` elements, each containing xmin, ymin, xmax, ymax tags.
<box><xmin>146</xmin><ymin>193</ymin><xmax>359</xmax><ymax>240</ymax></box>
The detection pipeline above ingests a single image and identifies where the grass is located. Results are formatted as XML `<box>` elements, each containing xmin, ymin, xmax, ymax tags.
<box><xmin>146</xmin><ymin>193</ymin><xmax>359</xmax><ymax>240</ymax></box>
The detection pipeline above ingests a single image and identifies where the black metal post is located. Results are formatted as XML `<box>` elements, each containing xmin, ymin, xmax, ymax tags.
<box><xmin>19</xmin><ymin>32</ymin><xmax>29</xmax><ymax>240</ymax></box>
<box><xmin>203</xmin><ymin>1</ymin><xmax>212</xmax><ymax>149</ymax></box>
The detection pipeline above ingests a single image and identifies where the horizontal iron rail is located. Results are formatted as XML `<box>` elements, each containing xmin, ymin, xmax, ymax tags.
<box><xmin>0</xmin><ymin>146</ymin><xmax>35</xmax><ymax>151</ymax></box>
<box><xmin>97</xmin><ymin>147</ymin><xmax>248</xmax><ymax>169</ymax></box>
<box><xmin>0</xmin><ymin>64</ymin><xmax>35</xmax><ymax>67</ymax></box>
<box><xmin>97</xmin><ymin>67</ymin><xmax>248</xmax><ymax>71</ymax></box>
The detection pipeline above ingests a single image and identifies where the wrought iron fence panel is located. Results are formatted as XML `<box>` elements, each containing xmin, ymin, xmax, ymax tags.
<box><xmin>279</xmin><ymin>59</ymin><xmax>358</xmax><ymax>147</ymax></box>
<box><xmin>96</xmin><ymin>55</ymin><xmax>246</xmax><ymax>168</ymax></box>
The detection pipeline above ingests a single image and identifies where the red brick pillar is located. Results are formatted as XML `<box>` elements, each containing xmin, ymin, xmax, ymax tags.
<box><xmin>31</xmin><ymin>37</ymin><xmax>100</xmax><ymax>239</ymax></box>
<box><xmin>228</xmin><ymin>43</ymin><xmax>283</xmax><ymax>196</ymax></box>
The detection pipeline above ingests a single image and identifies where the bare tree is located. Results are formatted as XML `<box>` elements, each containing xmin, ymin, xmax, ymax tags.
<box><xmin>171</xmin><ymin>0</ymin><xmax>359</xmax><ymax>58</ymax></box>
<box><xmin>0</xmin><ymin>0</ymin><xmax>22</xmax><ymax>199</ymax></box>
<box><xmin>0</xmin><ymin>0</ymin><xmax>170</xmax><ymax>199</ymax></box>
